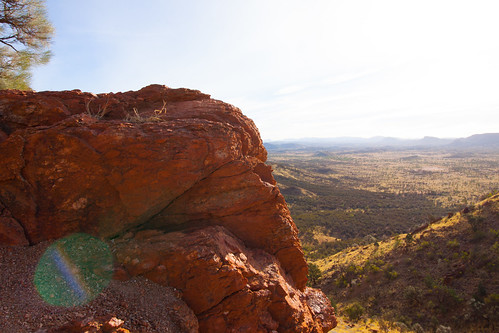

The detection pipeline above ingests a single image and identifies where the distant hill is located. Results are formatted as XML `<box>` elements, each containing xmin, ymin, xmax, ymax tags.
<box><xmin>315</xmin><ymin>192</ymin><xmax>499</xmax><ymax>332</ymax></box>
<box><xmin>449</xmin><ymin>133</ymin><xmax>499</xmax><ymax>148</ymax></box>
<box><xmin>263</xmin><ymin>142</ymin><xmax>307</xmax><ymax>150</ymax></box>
<box><xmin>264</xmin><ymin>133</ymin><xmax>499</xmax><ymax>151</ymax></box>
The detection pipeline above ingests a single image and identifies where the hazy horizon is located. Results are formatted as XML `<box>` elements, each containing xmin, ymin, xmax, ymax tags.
<box><xmin>32</xmin><ymin>0</ymin><xmax>499</xmax><ymax>141</ymax></box>
<box><xmin>263</xmin><ymin>132</ymin><xmax>499</xmax><ymax>142</ymax></box>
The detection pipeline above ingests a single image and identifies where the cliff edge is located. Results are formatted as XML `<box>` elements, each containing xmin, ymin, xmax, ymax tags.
<box><xmin>0</xmin><ymin>85</ymin><xmax>336</xmax><ymax>332</ymax></box>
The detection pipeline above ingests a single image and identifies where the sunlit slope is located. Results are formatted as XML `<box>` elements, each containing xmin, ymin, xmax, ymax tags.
<box><xmin>318</xmin><ymin>193</ymin><xmax>499</xmax><ymax>333</ymax></box>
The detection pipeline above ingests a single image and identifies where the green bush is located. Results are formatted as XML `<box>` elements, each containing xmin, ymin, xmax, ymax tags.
<box><xmin>473</xmin><ymin>282</ymin><xmax>487</xmax><ymax>302</ymax></box>
<box><xmin>480</xmin><ymin>190</ymin><xmax>499</xmax><ymax>200</ymax></box>
<box><xmin>490</xmin><ymin>228</ymin><xmax>499</xmax><ymax>238</ymax></box>
<box><xmin>492</xmin><ymin>242</ymin><xmax>499</xmax><ymax>254</ymax></box>
<box><xmin>384</xmin><ymin>264</ymin><xmax>399</xmax><ymax>280</ymax></box>
<box><xmin>307</xmin><ymin>263</ymin><xmax>322</xmax><ymax>286</ymax></box>
<box><xmin>417</xmin><ymin>240</ymin><xmax>431</xmax><ymax>251</ymax></box>
<box><xmin>344</xmin><ymin>302</ymin><xmax>365</xmax><ymax>322</ymax></box>
<box><xmin>405</xmin><ymin>233</ymin><xmax>414</xmax><ymax>243</ymax></box>
<box><xmin>335</xmin><ymin>275</ymin><xmax>348</xmax><ymax>288</ymax></box>
<box><xmin>432</xmin><ymin>285</ymin><xmax>463</xmax><ymax>314</ymax></box>
<box><xmin>366</xmin><ymin>258</ymin><xmax>384</xmax><ymax>274</ymax></box>
<box><xmin>485</xmin><ymin>293</ymin><xmax>499</xmax><ymax>306</ymax></box>
<box><xmin>424</xmin><ymin>275</ymin><xmax>437</xmax><ymax>289</ymax></box>
<box><xmin>403</xmin><ymin>285</ymin><xmax>424</xmax><ymax>306</ymax></box>
<box><xmin>472</xmin><ymin>230</ymin><xmax>487</xmax><ymax>242</ymax></box>
<box><xmin>460</xmin><ymin>251</ymin><xmax>471</xmax><ymax>261</ymax></box>
<box><xmin>467</xmin><ymin>214</ymin><xmax>485</xmax><ymax>232</ymax></box>
<box><xmin>327</xmin><ymin>294</ymin><xmax>338</xmax><ymax>311</ymax></box>
<box><xmin>385</xmin><ymin>270</ymin><xmax>399</xmax><ymax>280</ymax></box>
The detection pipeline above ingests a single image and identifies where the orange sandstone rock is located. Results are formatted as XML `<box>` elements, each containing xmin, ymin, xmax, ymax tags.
<box><xmin>114</xmin><ymin>226</ymin><xmax>335</xmax><ymax>332</ymax></box>
<box><xmin>0</xmin><ymin>85</ymin><xmax>336</xmax><ymax>332</ymax></box>
<box><xmin>0</xmin><ymin>201</ymin><xmax>28</xmax><ymax>245</ymax></box>
<box><xmin>0</xmin><ymin>85</ymin><xmax>304</xmax><ymax>285</ymax></box>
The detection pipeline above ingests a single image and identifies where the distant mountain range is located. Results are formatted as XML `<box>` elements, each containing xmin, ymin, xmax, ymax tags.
<box><xmin>264</xmin><ymin>133</ymin><xmax>499</xmax><ymax>150</ymax></box>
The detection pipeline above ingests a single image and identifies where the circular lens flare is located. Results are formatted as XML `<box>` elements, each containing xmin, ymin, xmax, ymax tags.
<box><xmin>34</xmin><ymin>233</ymin><xmax>113</xmax><ymax>307</ymax></box>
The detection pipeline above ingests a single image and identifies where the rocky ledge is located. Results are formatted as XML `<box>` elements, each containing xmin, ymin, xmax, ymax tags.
<box><xmin>0</xmin><ymin>85</ymin><xmax>336</xmax><ymax>332</ymax></box>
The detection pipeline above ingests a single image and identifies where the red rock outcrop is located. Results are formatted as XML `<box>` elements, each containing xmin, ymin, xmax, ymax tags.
<box><xmin>0</xmin><ymin>85</ymin><xmax>336</xmax><ymax>332</ymax></box>
<box><xmin>113</xmin><ymin>226</ymin><xmax>336</xmax><ymax>332</ymax></box>
<box><xmin>0</xmin><ymin>200</ymin><xmax>28</xmax><ymax>245</ymax></box>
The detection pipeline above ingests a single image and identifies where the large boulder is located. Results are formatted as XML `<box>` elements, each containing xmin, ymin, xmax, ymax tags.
<box><xmin>0</xmin><ymin>85</ymin><xmax>336</xmax><ymax>332</ymax></box>
<box><xmin>113</xmin><ymin>226</ymin><xmax>337</xmax><ymax>332</ymax></box>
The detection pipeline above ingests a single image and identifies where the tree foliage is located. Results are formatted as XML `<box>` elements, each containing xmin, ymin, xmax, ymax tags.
<box><xmin>0</xmin><ymin>0</ymin><xmax>53</xmax><ymax>90</ymax></box>
<box><xmin>307</xmin><ymin>263</ymin><xmax>322</xmax><ymax>286</ymax></box>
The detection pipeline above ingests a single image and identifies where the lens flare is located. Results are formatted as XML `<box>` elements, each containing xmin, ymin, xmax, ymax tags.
<box><xmin>34</xmin><ymin>233</ymin><xmax>113</xmax><ymax>307</ymax></box>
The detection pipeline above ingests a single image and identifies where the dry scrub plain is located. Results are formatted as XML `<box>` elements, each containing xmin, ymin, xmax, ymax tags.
<box><xmin>268</xmin><ymin>148</ymin><xmax>499</xmax><ymax>259</ymax></box>
<box><xmin>269</xmin><ymin>147</ymin><xmax>499</xmax><ymax>332</ymax></box>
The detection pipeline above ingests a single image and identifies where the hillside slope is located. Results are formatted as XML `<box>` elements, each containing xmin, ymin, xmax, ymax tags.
<box><xmin>317</xmin><ymin>193</ymin><xmax>499</xmax><ymax>332</ymax></box>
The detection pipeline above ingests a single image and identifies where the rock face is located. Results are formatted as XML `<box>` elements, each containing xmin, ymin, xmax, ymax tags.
<box><xmin>0</xmin><ymin>85</ymin><xmax>336</xmax><ymax>332</ymax></box>
<box><xmin>114</xmin><ymin>226</ymin><xmax>336</xmax><ymax>332</ymax></box>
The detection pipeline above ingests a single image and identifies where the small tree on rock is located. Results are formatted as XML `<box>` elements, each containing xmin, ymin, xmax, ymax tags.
<box><xmin>0</xmin><ymin>0</ymin><xmax>53</xmax><ymax>90</ymax></box>
<box><xmin>307</xmin><ymin>263</ymin><xmax>322</xmax><ymax>286</ymax></box>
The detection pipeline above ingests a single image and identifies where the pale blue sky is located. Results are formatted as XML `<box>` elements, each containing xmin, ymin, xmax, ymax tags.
<box><xmin>32</xmin><ymin>0</ymin><xmax>499</xmax><ymax>141</ymax></box>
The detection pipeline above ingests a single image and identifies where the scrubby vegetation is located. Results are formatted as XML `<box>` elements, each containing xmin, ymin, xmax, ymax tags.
<box><xmin>318</xmin><ymin>194</ymin><xmax>499</xmax><ymax>332</ymax></box>
<box><xmin>269</xmin><ymin>148</ymin><xmax>499</xmax><ymax>260</ymax></box>
<box><xmin>269</xmin><ymin>147</ymin><xmax>499</xmax><ymax>331</ymax></box>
